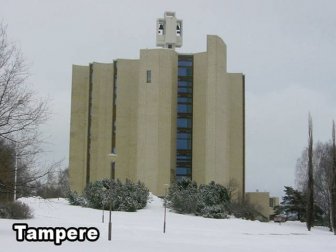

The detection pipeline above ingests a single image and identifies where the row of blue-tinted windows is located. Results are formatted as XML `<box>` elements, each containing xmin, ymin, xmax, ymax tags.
<box><xmin>177</xmin><ymin>104</ymin><xmax>192</xmax><ymax>113</ymax></box>
<box><xmin>177</xmin><ymin>118</ymin><xmax>192</xmax><ymax>128</ymax></box>
<box><xmin>178</xmin><ymin>60</ymin><xmax>193</xmax><ymax>67</ymax></box>
<box><xmin>176</xmin><ymin>168</ymin><xmax>192</xmax><ymax>175</ymax></box>
<box><xmin>178</xmin><ymin>97</ymin><xmax>192</xmax><ymax>103</ymax></box>
<box><xmin>177</xmin><ymin>56</ymin><xmax>193</xmax><ymax>180</ymax></box>
<box><xmin>177</xmin><ymin>154</ymin><xmax>192</xmax><ymax>160</ymax></box>
<box><xmin>177</xmin><ymin>139</ymin><xmax>192</xmax><ymax>150</ymax></box>
<box><xmin>176</xmin><ymin>139</ymin><xmax>192</xmax><ymax>150</ymax></box>
<box><xmin>178</xmin><ymin>81</ymin><xmax>192</xmax><ymax>87</ymax></box>
<box><xmin>178</xmin><ymin>87</ymin><xmax>192</xmax><ymax>94</ymax></box>
<box><xmin>176</xmin><ymin>162</ymin><xmax>192</xmax><ymax>167</ymax></box>
<box><xmin>178</xmin><ymin>67</ymin><xmax>192</xmax><ymax>76</ymax></box>
<box><xmin>177</xmin><ymin>133</ymin><xmax>191</xmax><ymax>139</ymax></box>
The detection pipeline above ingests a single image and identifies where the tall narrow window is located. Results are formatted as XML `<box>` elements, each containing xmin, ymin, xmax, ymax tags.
<box><xmin>176</xmin><ymin>55</ymin><xmax>193</xmax><ymax>182</ymax></box>
<box><xmin>146</xmin><ymin>70</ymin><xmax>151</xmax><ymax>83</ymax></box>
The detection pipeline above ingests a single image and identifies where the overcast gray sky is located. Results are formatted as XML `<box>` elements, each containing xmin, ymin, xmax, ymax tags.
<box><xmin>1</xmin><ymin>0</ymin><xmax>335</xmax><ymax>197</ymax></box>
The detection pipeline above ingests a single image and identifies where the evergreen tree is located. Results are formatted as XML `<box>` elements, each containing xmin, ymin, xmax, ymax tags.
<box><xmin>279</xmin><ymin>186</ymin><xmax>306</xmax><ymax>221</ymax></box>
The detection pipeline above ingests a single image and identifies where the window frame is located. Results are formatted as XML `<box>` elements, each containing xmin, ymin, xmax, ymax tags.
<box><xmin>146</xmin><ymin>70</ymin><xmax>151</xmax><ymax>83</ymax></box>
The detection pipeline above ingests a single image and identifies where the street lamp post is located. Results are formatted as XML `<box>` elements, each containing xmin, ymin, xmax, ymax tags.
<box><xmin>108</xmin><ymin>161</ymin><xmax>115</xmax><ymax>241</ymax></box>
<box><xmin>163</xmin><ymin>184</ymin><xmax>169</xmax><ymax>233</ymax></box>
<box><xmin>102</xmin><ymin>190</ymin><xmax>105</xmax><ymax>223</ymax></box>
<box><xmin>13</xmin><ymin>142</ymin><xmax>18</xmax><ymax>201</ymax></box>
<box><xmin>102</xmin><ymin>208</ymin><xmax>105</xmax><ymax>223</ymax></box>
<box><xmin>107</xmin><ymin>153</ymin><xmax>117</xmax><ymax>241</ymax></box>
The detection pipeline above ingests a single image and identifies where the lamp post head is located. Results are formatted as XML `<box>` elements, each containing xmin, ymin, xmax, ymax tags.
<box><xmin>108</xmin><ymin>153</ymin><xmax>117</xmax><ymax>161</ymax></box>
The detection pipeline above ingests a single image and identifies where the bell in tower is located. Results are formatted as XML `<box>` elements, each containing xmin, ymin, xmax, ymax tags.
<box><xmin>158</xmin><ymin>22</ymin><xmax>164</xmax><ymax>35</ymax></box>
<box><xmin>156</xmin><ymin>11</ymin><xmax>183</xmax><ymax>49</ymax></box>
<box><xmin>176</xmin><ymin>22</ymin><xmax>182</xmax><ymax>36</ymax></box>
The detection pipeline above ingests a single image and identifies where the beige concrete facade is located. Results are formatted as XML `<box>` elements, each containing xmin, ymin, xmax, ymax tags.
<box><xmin>115</xmin><ymin>59</ymin><xmax>139</xmax><ymax>182</ymax></box>
<box><xmin>69</xmin><ymin>35</ymin><xmax>245</xmax><ymax>197</ymax></box>
<box><xmin>89</xmin><ymin>63</ymin><xmax>114</xmax><ymax>182</ymax></box>
<box><xmin>193</xmin><ymin>36</ymin><xmax>245</xmax><ymax>200</ymax></box>
<box><xmin>135</xmin><ymin>49</ymin><xmax>178</xmax><ymax>196</ymax></box>
<box><xmin>245</xmin><ymin>192</ymin><xmax>280</xmax><ymax>219</ymax></box>
<box><xmin>69</xmin><ymin>65</ymin><xmax>90</xmax><ymax>192</ymax></box>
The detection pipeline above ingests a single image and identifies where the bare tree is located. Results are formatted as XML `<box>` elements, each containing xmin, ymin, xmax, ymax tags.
<box><xmin>306</xmin><ymin>113</ymin><xmax>314</xmax><ymax>231</ymax></box>
<box><xmin>296</xmin><ymin>141</ymin><xmax>335</xmax><ymax>229</ymax></box>
<box><xmin>314</xmin><ymin>143</ymin><xmax>333</xmax><ymax>230</ymax></box>
<box><xmin>295</xmin><ymin>148</ymin><xmax>308</xmax><ymax>192</ymax></box>
<box><xmin>331</xmin><ymin>121</ymin><xmax>336</xmax><ymax>234</ymax></box>
<box><xmin>0</xmin><ymin>22</ymin><xmax>47</xmax><ymax>139</ymax></box>
<box><xmin>0</xmin><ymin>22</ymin><xmax>49</xmax><ymax>201</ymax></box>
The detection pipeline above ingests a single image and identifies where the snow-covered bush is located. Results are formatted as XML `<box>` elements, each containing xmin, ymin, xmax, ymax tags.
<box><xmin>228</xmin><ymin>202</ymin><xmax>268</xmax><ymax>222</ymax></box>
<box><xmin>197</xmin><ymin>181</ymin><xmax>230</xmax><ymax>218</ymax></box>
<box><xmin>123</xmin><ymin>180</ymin><xmax>149</xmax><ymax>210</ymax></box>
<box><xmin>198</xmin><ymin>181</ymin><xmax>230</xmax><ymax>206</ymax></box>
<box><xmin>166</xmin><ymin>179</ymin><xmax>230</xmax><ymax>218</ymax></box>
<box><xmin>83</xmin><ymin>179</ymin><xmax>110</xmax><ymax>209</ymax></box>
<box><xmin>0</xmin><ymin>201</ymin><xmax>33</xmax><ymax>219</ymax></box>
<box><xmin>166</xmin><ymin>179</ymin><xmax>199</xmax><ymax>214</ymax></box>
<box><xmin>67</xmin><ymin>191</ymin><xmax>87</xmax><ymax>207</ymax></box>
<box><xmin>199</xmin><ymin>205</ymin><xmax>228</xmax><ymax>219</ymax></box>
<box><xmin>68</xmin><ymin>179</ymin><xmax>149</xmax><ymax>212</ymax></box>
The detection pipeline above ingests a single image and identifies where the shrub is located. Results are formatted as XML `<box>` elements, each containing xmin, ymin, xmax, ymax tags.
<box><xmin>68</xmin><ymin>179</ymin><xmax>149</xmax><ymax>212</ymax></box>
<box><xmin>166</xmin><ymin>179</ymin><xmax>199</xmax><ymax>214</ymax></box>
<box><xmin>35</xmin><ymin>184</ymin><xmax>64</xmax><ymax>199</ymax></box>
<box><xmin>228</xmin><ymin>202</ymin><xmax>268</xmax><ymax>222</ymax></box>
<box><xmin>123</xmin><ymin>180</ymin><xmax>149</xmax><ymax>210</ymax></box>
<box><xmin>166</xmin><ymin>179</ymin><xmax>230</xmax><ymax>218</ymax></box>
<box><xmin>199</xmin><ymin>205</ymin><xmax>228</xmax><ymax>219</ymax></box>
<box><xmin>83</xmin><ymin>179</ymin><xmax>109</xmax><ymax>209</ymax></box>
<box><xmin>0</xmin><ymin>203</ymin><xmax>10</xmax><ymax>218</ymax></box>
<box><xmin>67</xmin><ymin>191</ymin><xmax>87</xmax><ymax>207</ymax></box>
<box><xmin>167</xmin><ymin>179</ymin><xmax>270</xmax><ymax>221</ymax></box>
<box><xmin>0</xmin><ymin>201</ymin><xmax>33</xmax><ymax>219</ymax></box>
<box><xmin>197</xmin><ymin>181</ymin><xmax>230</xmax><ymax>218</ymax></box>
<box><xmin>199</xmin><ymin>181</ymin><xmax>230</xmax><ymax>206</ymax></box>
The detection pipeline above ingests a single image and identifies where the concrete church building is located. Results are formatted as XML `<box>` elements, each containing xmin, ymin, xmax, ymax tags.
<box><xmin>69</xmin><ymin>12</ymin><xmax>245</xmax><ymax>198</ymax></box>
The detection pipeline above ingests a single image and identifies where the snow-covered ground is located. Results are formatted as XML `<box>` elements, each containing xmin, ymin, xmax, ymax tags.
<box><xmin>1</xmin><ymin>195</ymin><xmax>335</xmax><ymax>252</ymax></box>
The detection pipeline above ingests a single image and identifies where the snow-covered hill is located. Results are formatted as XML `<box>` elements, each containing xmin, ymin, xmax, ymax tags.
<box><xmin>1</xmin><ymin>195</ymin><xmax>335</xmax><ymax>252</ymax></box>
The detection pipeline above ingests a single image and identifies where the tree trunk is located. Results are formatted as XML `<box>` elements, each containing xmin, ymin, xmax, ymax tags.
<box><xmin>331</xmin><ymin>121</ymin><xmax>336</xmax><ymax>234</ymax></box>
<box><xmin>306</xmin><ymin>114</ymin><xmax>314</xmax><ymax>231</ymax></box>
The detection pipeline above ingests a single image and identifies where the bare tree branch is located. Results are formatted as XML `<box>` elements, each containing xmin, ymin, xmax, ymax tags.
<box><xmin>0</xmin><ymin>22</ymin><xmax>52</xmax><ymax>202</ymax></box>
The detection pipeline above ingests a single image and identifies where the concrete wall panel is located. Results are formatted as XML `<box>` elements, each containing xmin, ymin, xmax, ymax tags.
<box><xmin>69</xmin><ymin>65</ymin><xmax>90</xmax><ymax>192</ymax></box>
<box><xmin>136</xmin><ymin>49</ymin><xmax>177</xmax><ymax>196</ymax></box>
<box><xmin>115</xmin><ymin>59</ymin><xmax>139</xmax><ymax>181</ymax></box>
<box><xmin>89</xmin><ymin>63</ymin><xmax>114</xmax><ymax>181</ymax></box>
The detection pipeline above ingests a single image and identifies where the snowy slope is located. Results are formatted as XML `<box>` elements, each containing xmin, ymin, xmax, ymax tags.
<box><xmin>1</xmin><ymin>195</ymin><xmax>335</xmax><ymax>252</ymax></box>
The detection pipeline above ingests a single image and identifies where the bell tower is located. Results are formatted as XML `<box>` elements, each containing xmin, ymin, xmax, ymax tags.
<box><xmin>156</xmin><ymin>11</ymin><xmax>183</xmax><ymax>49</ymax></box>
